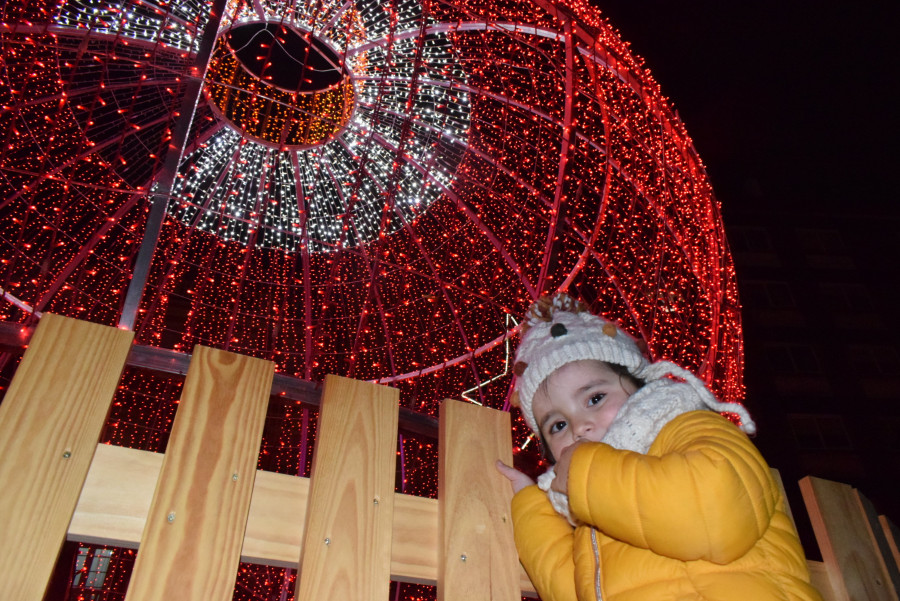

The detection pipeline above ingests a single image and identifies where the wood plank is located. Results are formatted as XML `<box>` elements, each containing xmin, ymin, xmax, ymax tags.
<box><xmin>0</xmin><ymin>313</ymin><xmax>133</xmax><ymax>601</ymax></box>
<box><xmin>70</xmin><ymin>444</ymin><xmax>444</xmax><ymax>575</ymax></box>
<box><xmin>242</xmin><ymin>468</ymin><xmax>309</xmax><ymax>566</ymax></box>
<box><xmin>69</xmin><ymin>443</ymin><xmax>161</xmax><ymax>549</ymax></box>
<box><xmin>857</xmin><ymin>493</ymin><xmax>900</xmax><ymax>597</ymax></box>
<box><xmin>881</xmin><ymin>516</ymin><xmax>900</xmax><ymax>576</ymax></box>
<box><xmin>70</xmin><ymin>444</ymin><xmax>311</xmax><ymax>567</ymax></box>
<box><xmin>73</xmin><ymin>443</ymin><xmax>834</xmax><ymax>596</ymax></box>
<box><xmin>295</xmin><ymin>375</ymin><xmax>399</xmax><ymax>601</ymax></box>
<box><xmin>808</xmin><ymin>560</ymin><xmax>839</xmax><ymax>601</ymax></box>
<box><xmin>124</xmin><ymin>345</ymin><xmax>274</xmax><ymax>601</ymax></box>
<box><xmin>800</xmin><ymin>476</ymin><xmax>897</xmax><ymax>601</ymax></box>
<box><xmin>438</xmin><ymin>400</ymin><xmax>518</xmax><ymax>601</ymax></box>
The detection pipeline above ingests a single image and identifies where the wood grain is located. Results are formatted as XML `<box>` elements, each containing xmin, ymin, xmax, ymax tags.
<box><xmin>242</xmin><ymin>468</ymin><xmax>309</xmax><ymax>566</ymax></box>
<box><xmin>70</xmin><ymin>443</ymin><xmax>846</xmax><ymax>597</ymax></box>
<box><xmin>881</xmin><ymin>516</ymin><xmax>900</xmax><ymax>578</ymax></box>
<box><xmin>438</xmin><ymin>400</ymin><xmax>518</xmax><ymax>601</ymax></box>
<box><xmin>800</xmin><ymin>476</ymin><xmax>898</xmax><ymax>601</ymax></box>
<box><xmin>295</xmin><ymin>375</ymin><xmax>399</xmax><ymax>601</ymax></box>
<box><xmin>0</xmin><ymin>313</ymin><xmax>133</xmax><ymax>601</ymax></box>
<box><xmin>70</xmin><ymin>444</ymin><xmax>538</xmax><ymax>590</ymax></box>
<box><xmin>124</xmin><ymin>345</ymin><xmax>274</xmax><ymax>601</ymax></box>
<box><xmin>858</xmin><ymin>492</ymin><xmax>900</xmax><ymax>597</ymax></box>
<box><xmin>69</xmin><ymin>443</ymin><xmax>161</xmax><ymax>548</ymax></box>
<box><xmin>808</xmin><ymin>560</ymin><xmax>839</xmax><ymax>601</ymax></box>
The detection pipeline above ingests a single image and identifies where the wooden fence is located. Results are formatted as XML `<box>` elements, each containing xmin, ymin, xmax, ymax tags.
<box><xmin>0</xmin><ymin>313</ymin><xmax>897</xmax><ymax>601</ymax></box>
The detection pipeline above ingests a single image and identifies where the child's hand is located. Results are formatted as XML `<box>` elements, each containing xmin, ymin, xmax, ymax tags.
<box><xmin>550</xmin><ymin>442</ymin><xmax>583</xmax><ymax>494</ymax></box>
<box><xmin>495</xmin><ymin>460</ymin><xmax>535</xmax><ymax>494</ymax></box>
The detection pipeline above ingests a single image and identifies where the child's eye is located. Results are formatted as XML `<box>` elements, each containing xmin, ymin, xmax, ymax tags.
<box><xmin>588</xmin><ymin>393</ymin><xmax>606</xmax><ymax>406</ymax></box>
<box><xmin>548</xmin><ymin>420</ymin><xmax>567</xmax><ymax>435</ymax></box>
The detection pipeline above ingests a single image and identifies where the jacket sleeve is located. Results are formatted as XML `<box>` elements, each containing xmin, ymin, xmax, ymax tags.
<box><xmin>566</xmin><ymin>411</ymin><xmax>778</xmax><ymax>564</ymax></box>
<box><xmin>510</xmin><ymin>485</ymin><xmax>578</xmax><ymax>601</ymax></box>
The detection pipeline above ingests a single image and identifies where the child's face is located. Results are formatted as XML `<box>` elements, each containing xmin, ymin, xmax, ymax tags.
<box><xmin>533</xmin><ymin>359</ymin><xmax>638</xmax><ymax>462</ymax></box>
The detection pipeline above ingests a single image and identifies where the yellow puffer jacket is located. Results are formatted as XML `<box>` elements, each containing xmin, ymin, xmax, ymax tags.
<box><xmin>511</xmin><ymin>411</ymin><xmax>823</xmax><ymax>601</ymax></box>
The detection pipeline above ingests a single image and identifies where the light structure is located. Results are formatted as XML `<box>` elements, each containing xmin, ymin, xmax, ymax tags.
<box><xmin>0</xmin><ymin>0</ymin><xmax>744</xmax><ymax>596</ymax></box>
<box><xmin>204</xmin><ymin>22</ymin><xmax>357</xmax><ymax>148</ymax></box>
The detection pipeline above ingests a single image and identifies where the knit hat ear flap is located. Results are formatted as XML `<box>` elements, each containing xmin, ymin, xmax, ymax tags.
<box><xmin>637</xmin><ymin>361</ymin><xmax>757</xmax><ymax>435</ymax></box>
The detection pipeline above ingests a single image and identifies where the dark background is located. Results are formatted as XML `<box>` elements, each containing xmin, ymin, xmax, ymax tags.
<box><xmin>594</xmin><ymin>1</ymin><xmax>899</xmax><ymax>217</ymax></box>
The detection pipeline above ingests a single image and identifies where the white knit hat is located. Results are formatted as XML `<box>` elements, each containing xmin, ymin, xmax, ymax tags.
<box><xmin>511</xmin><ymin>293</ymin><xmax>756</xmax><ymax>437</ymax></box>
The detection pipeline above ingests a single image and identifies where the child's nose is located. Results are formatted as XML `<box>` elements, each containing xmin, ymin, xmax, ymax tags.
<box><xmin>573</xmin><ymin>419</ymin><xmax>592</xmax><ymax>439</ymax></box>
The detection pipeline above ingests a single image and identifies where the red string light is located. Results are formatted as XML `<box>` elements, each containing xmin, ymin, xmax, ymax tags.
<box><xmin>1</xmin><ymin>0</ymin><xmax>744</xmax><ymax>597</ymax></box>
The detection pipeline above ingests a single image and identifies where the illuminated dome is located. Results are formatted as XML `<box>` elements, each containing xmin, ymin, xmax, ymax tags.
<box><xmin>1</xmin><ymin>0</ymin><xmax>744</xmax><ymax>595</ymax></box>
<box><xmin>1</xmin><ymin>0</ymin><xmax>742</xmax><ymax>444</ymax></box>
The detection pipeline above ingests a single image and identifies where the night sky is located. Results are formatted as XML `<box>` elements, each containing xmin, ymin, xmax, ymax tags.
<box><xmin>593</xmin><ymin>2</ymin><xmax>899</xmax><ymax>217</ymax></box>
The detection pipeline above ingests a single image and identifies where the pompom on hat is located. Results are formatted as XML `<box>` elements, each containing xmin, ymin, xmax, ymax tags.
<box><xmin>511</xmin><ymin>293</ymin><xmax>756</xmax><ymax>437</ymax></box>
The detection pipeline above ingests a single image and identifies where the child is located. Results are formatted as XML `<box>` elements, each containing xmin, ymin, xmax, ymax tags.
<box><xmin>496</xmin><ymin>294</ymin><xmax>823</xmax><ymax>601</ymax></box>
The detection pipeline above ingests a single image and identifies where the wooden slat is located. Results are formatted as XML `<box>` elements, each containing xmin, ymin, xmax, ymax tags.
<box><xmin>881</xmin><ymin>516</ymin><xmax>900</xmax><ymax>575</ymax></box>
<box><xmin>0</xmin><ymin>313</ymin><xmax>133</xmax><ymax>601</ymax></box>
<box><xmin>73</xmin><ymin>443</ymin><xmax>841</xmax><ymax>596</ymax></box>
<box><xmin>858</xmin><ymin>493</ymin><xmax>900</xmax><ymax>596</ymax></box>
<box><xmin>70</xmin><ymin>443</ymin><xmax>311</xmax><ymax>567</ymax></box>
<box><xmin>800</xmin><ymin>476</ymin><xmax>898</xmax><ymax>601</ymax></box>
<box><xmin>70</xmin><ymin>444</ymin><xmax>444</xmax><ymax>575</ymax></box>
<box><xmin>70</xmin><ymin>443</ymin><xmax>535</xmax><ymax>588</ymax></box>
<box><xmin>438</xmin><ymin>400</ymin><xmax>518</xmax><ymax>601</ymax></box>
<box><xmin>242</xmin><ymin>468</ymin><xmax>309</xmax><ymax>566</ymax></box>
<box><xmin>807</xmin><ymin>560</ymin><xmax>839</xmax><ymax>601</ymax></box>
<box><xmin>295</xmin><ymin>375</ymin><xmax>399</xmax><ymax>601</ymax></box>
<box><xmin>69</xmin><ymin>443</ymin><xmax>160</xmax><ymax>548</ymax></box>
<box><xmin>124</xmin><ymin>345</ymin><xmax>274</xmax><ymax>601</ymax></box>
